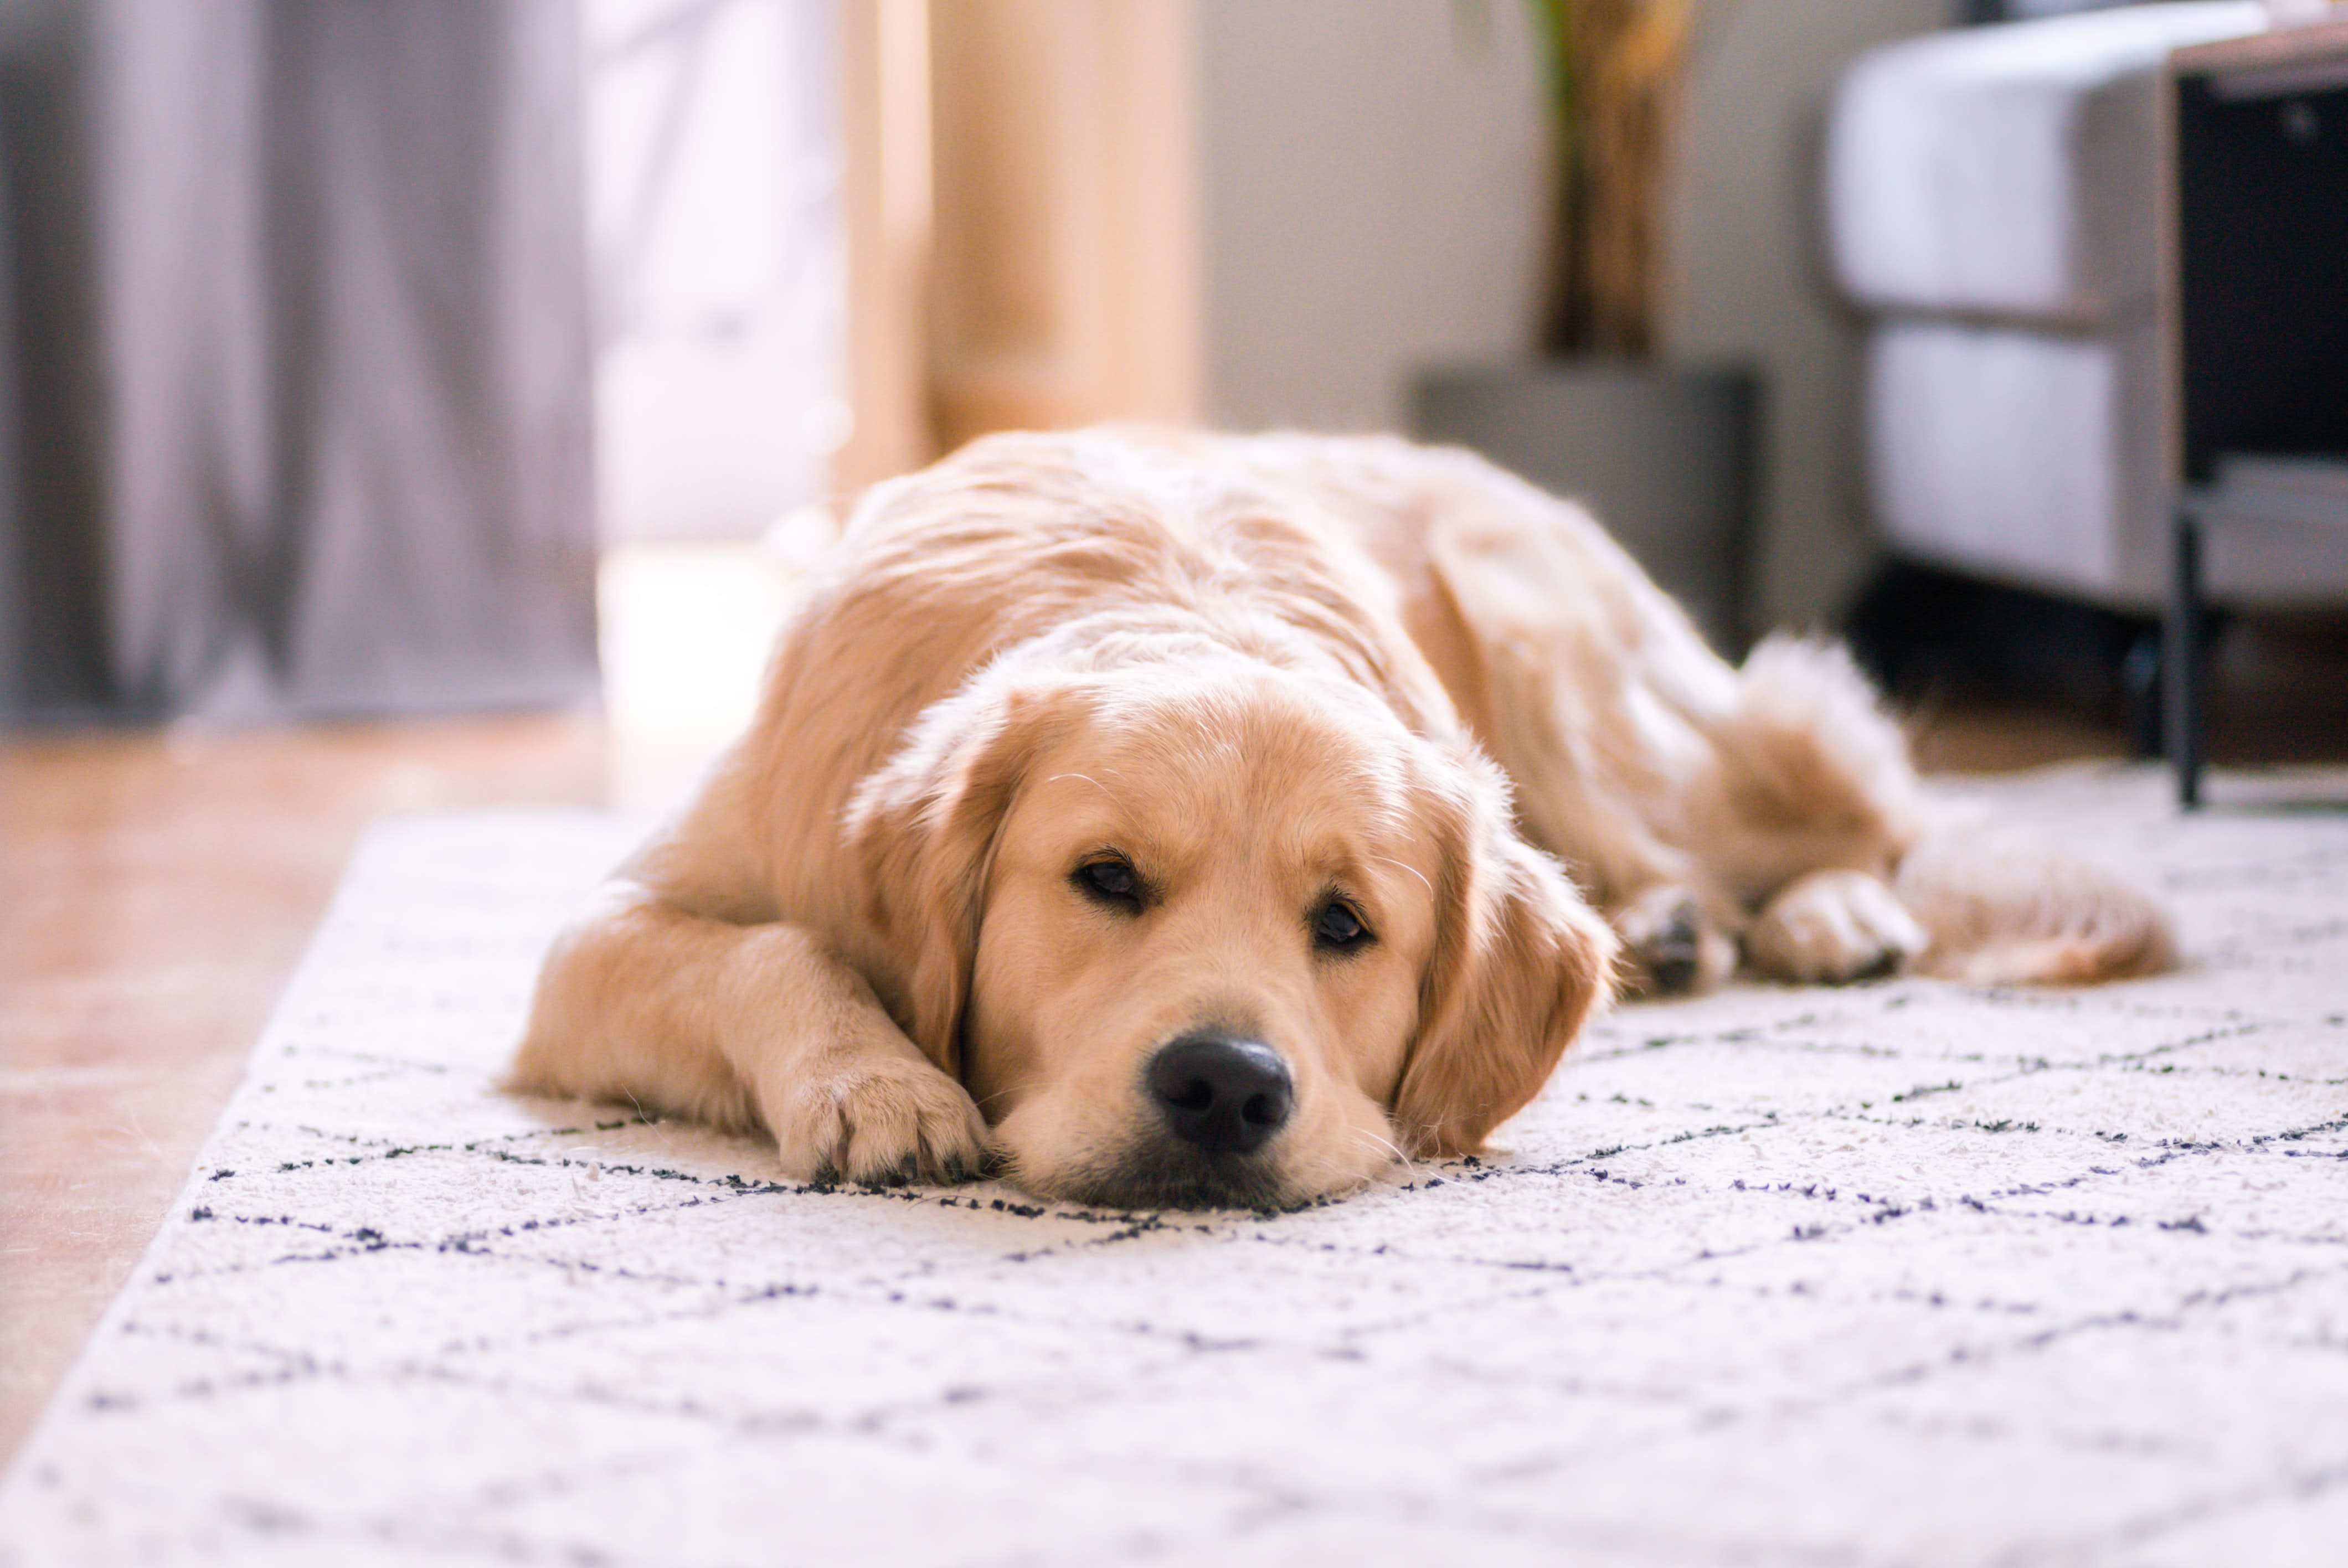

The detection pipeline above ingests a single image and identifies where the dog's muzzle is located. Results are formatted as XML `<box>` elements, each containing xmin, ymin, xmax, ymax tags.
<box><xmin>1145</xmin><ymin>1033</ymin><xmax>1293</xmax><ymax>1157</ymax></box>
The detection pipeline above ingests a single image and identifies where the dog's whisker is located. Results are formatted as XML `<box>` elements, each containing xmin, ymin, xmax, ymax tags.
<box><xmin>1351</xmin><ymin>1122</ymin><xmax>1420</xmax><ymax>1181</ymax></box>
<box><xmin>1045</xmin><ymin>771</ymin><xmax>1125</xmax><ymax>808</ymax></box>
<box><xmin>1368</xmin><ymin>855</ymin><xmax>1433</xmax><ymax>899</ymax></box>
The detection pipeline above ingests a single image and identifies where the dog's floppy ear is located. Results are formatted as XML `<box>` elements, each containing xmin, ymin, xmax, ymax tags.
<box><xmin>843</xmin><ymin>674</ymin><xmax>1084</xmax><ymax>1078</ymax></box>
<box><xmin>1392</xmin><ymin>757</ymin><xmax>1618</xmax><ymax>1158</ymax></box>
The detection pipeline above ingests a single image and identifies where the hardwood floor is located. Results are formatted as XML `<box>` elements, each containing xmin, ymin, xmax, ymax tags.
<box><xmin>0</xmin><ymin>544</ymin><xmax>2317</xmax><ymax>1468</ymax></box>
<box><xmin>0</xmin><ymin>546</ymin><xmax>794</xmax><ymax>1466</ymax></box>
<box><xmin>0</xmin><ymin>716</ymin><xmax>608</xmax><ymax>1461</ymax></box>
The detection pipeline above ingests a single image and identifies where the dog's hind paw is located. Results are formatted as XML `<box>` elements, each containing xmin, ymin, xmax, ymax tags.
<box><xmin>1613</xmin><ymin>885</ymin><xmax>1738</xmax><ymax>996</ymax></box>
<box><xmin>1745</xmin><ymin>869</ymin><xmax>1927</xmax><ymax>984</ymax></box>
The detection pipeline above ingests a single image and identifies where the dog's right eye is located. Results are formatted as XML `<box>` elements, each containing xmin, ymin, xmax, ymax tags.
<box><xmin>1073</xmin><ymin>858</ymin><xmax>1145</xmax><ymax>912</ymax></box>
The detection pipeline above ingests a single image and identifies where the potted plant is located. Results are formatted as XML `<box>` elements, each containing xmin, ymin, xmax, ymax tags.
<box><xmin>1413</xmin><ymin>0</ymin><xmax>1758</xmax><ymax>651</ymax></box>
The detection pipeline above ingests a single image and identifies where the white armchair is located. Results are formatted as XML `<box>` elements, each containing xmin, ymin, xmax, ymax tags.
<box><xmin>1827</xmin><ymin>2</ymin><xmax>2348</xmax><ymax>613</ymax></box>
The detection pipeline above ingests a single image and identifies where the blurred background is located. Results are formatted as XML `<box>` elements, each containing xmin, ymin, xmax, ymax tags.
<box><xmin>0</xmin><ymin>0</ymin><xmax>1942</xmax><ymax>744</ymax></box>
<box><xmin>3</xmin><ymin>0</ymin><xmax>2345</xmax><ymax>1466</ymax></box>
<box><xmin>7</xmin><ymin>0</ymin><xmax>2342</xmax><ymax>757</ymax></box>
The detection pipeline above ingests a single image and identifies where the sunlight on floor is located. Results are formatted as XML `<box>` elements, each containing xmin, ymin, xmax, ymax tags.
<box><xmin>597</xmin><ymin>542</ymin><xmax>806</xmax><ymax>813</ymax></box>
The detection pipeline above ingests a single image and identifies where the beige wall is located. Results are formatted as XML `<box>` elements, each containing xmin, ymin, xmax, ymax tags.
<box><xmin>1667</xmin><ymin>0</ymin><xmax>1957</xmax><ymax>628</ymax></box>
<box><xmin>1194</xmin><ymin>0</ymin><xmax>1547</xmax><ymax>434</ymax></box>
<box><xmin>1193</xmin><ymin>0</ymin><xmax>1956</xmax><ymax>630</ymax></box>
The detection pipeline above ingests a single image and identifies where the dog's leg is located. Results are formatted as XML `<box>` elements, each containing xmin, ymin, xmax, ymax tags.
<box><xmin>1611</xmin><ymin>884</ymin><xmax>1741</xmax><ymax>996</ymax></box>
<box><xmin>1744</xmin><ymin>868</ymin><xmax>1928</xmax><ymax>984</ymax></box>
<box><xmin>508</xmin><ymin>883</ymin><xmax>990</xmax><ymax>1183</ymax></box>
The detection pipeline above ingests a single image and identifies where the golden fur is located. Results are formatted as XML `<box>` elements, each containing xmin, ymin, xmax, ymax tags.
<box><xmin>509</xmin><ymin>430</ymin><xmax>2172</xmax><ymax>1208</ymax></box>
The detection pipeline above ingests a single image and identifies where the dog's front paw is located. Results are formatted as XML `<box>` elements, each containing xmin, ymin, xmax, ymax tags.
<box><xmin>1745</xmin><ymin>869</ymin><xmax>1927</xmax><ymax>984</ymax></box>
<box><xmin>1613</xmin><ymin>885</ymin><xmax>1738</xmax><ymax>996</ymax></box>
<box><xmin>760</xmin><ymin>1049</ymin><xmax>991</xmax><ymax>1187</ymax></box>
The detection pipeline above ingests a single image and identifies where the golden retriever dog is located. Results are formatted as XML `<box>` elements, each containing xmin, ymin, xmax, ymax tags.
<box><xmin>509</xmin><ymin>430</ymin><xmax>2171</xmax><ymax>1209</ymax></box>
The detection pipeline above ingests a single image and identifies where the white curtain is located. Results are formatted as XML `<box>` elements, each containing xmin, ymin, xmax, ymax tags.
<box><xmin>1</xmin><ymin>0</ymin><xmax>599</xmax><ymax>721</ymax></box>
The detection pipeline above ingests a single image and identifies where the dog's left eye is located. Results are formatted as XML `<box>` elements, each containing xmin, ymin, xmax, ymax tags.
<box><xmin>1074</xmin><ymin>858</ymin><xmax>1145</xmax><ymax>912</ymax></box>
<box><xmin>1313</xmin><ymin>898</ymin><xmax>1372</xmax><ymax>953</ymax></box>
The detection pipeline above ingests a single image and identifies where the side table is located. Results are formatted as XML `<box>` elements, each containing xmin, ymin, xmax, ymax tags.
<box><xmin>2164</xmin><ymin>19</ymin><xmax>2348</xmax><ymax>807</ymax></box>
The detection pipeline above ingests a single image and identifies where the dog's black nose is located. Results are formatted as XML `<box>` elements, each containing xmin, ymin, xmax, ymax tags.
<box><xmin>1146</xmin><ymin>1034</ymin><xmax>1293</xmax><ymax>1157</ymax></box>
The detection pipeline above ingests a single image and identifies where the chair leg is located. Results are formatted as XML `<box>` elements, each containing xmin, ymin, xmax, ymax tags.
<box><xmin>2165</xmin><ymin>507</ymin><xmax>2204</xmax><ymax>810</ymax></box>
<box><xmin>2122</xmin><ymin>630</ymin><xmax>2163</xmax><ymax>760</ymax></box>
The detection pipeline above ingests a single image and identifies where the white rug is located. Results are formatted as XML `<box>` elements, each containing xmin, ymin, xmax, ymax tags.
<box><xmin>4</xmin><ymin>765</ymin><xmax>2345</xmax><ymax>1568</ymax></box>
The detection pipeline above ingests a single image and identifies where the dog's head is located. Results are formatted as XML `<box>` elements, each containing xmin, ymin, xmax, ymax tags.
<box><xmin>845</xmin><ymin>652</ymin><xmax>1615</xmax><ymax>1209</ymax></box>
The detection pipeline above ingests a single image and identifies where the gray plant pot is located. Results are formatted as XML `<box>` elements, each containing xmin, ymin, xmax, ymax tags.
<box><xmin>1410</xmin><ymin>362</ymin><xmax>1761</xmax><ymax>654</ymax></box>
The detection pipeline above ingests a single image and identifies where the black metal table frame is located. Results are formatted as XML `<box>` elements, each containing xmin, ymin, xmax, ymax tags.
<box><xmin>2166</xmin><ymin>487</ymin><xmax>2348</xmax><ymax>808</ymax></box>
<box><xmin>2164</xmin><ymin>22</ymin><xmax>2348</xmax><ymax>809</ymax></box>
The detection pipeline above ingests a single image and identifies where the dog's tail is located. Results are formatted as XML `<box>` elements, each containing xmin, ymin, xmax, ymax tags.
<box><xmin>1893</xmin><ymin>824</ymin><xmax>2176</xmax><ymax>986</ymax></box>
